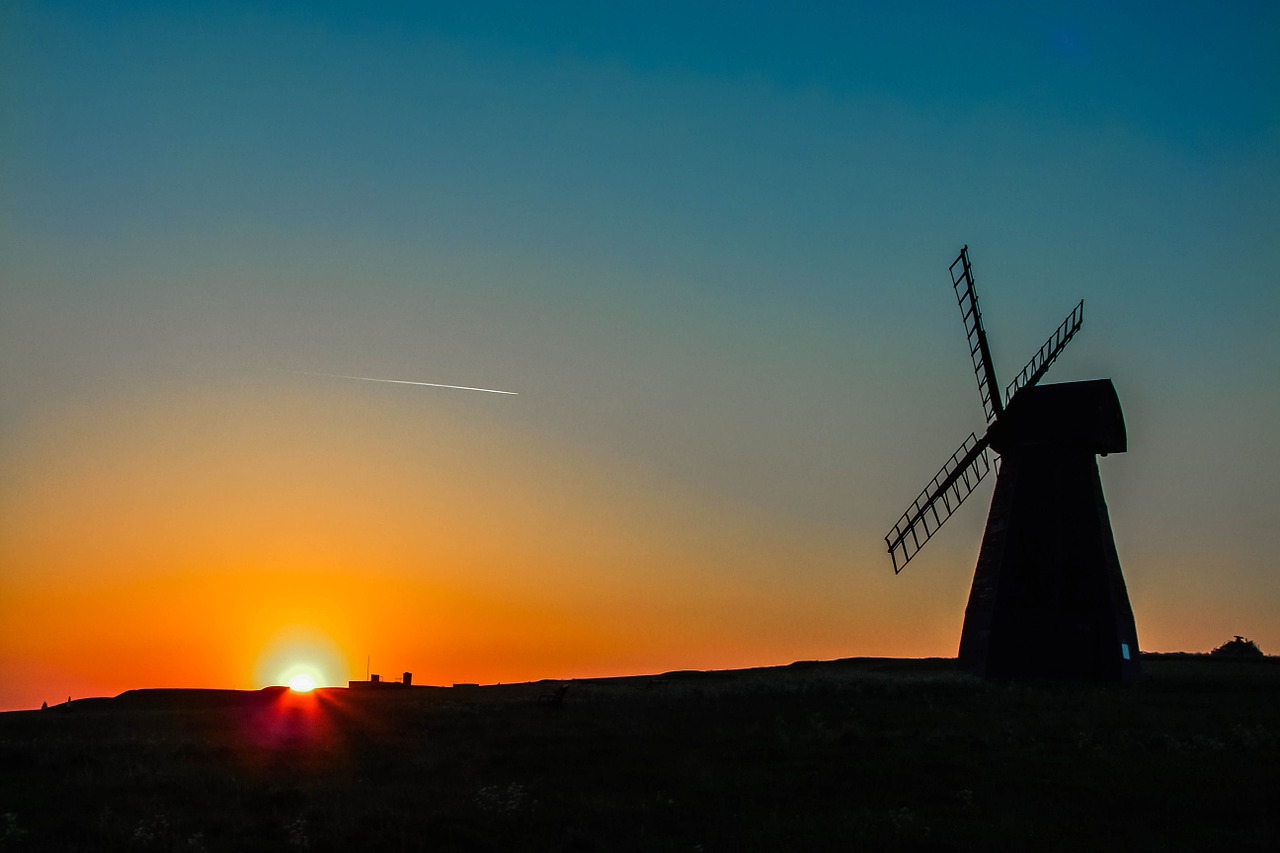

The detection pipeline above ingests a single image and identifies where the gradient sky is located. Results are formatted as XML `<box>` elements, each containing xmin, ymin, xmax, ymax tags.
<box><xmin>2</xmin><ymin>1</ymin><xmax>1277</xmax><ymax>710</ymax></box>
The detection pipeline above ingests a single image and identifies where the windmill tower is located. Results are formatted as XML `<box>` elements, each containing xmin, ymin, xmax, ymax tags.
<box><xmin>885</xmin><ymin>246</ymin><xmax>1139</xmax><ymax>682</ymax></box>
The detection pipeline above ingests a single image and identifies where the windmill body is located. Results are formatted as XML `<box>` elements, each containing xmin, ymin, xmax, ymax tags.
<box><xmin>886</xmin><ymin>247</ymin><xmax>1139</xmax><ymax>681</ymax></box>
<box><xmin>959</xmin><ymin>379</ymin><xmax>1139</xmax><ymax>681</ymax></box>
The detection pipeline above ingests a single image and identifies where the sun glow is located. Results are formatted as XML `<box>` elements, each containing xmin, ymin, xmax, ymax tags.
<box><xmin>279</xmin><ymin>663</ymin><xmax>326</xmax><ymax>693</ymax></box>
<box><xmin>254</xmin><ymin>628</ymin><xmax>348</xmax><ymax>692</ymax></box>
<box><xmin>288</xmin><ymin>672</ymin><xmax>317</xmax><ymax>692</ymax></box>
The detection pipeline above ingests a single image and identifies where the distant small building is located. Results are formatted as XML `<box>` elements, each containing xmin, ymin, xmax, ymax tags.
<box><xmin>348</xmin><ymin>671</ymin><xmax>416</xmax><ymax>689</ymax></box>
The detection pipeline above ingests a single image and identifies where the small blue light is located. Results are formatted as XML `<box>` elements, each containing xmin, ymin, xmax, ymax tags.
<box><xmin>1121</xmin><ymin>643</ymin><xmax>1131</xmax><ymax>660</ymax></box>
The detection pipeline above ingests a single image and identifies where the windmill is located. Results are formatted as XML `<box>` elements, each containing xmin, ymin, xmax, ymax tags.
<box><xmin>885</xmin><ymin>246</ymin><xmax>1139</xmax><ymax>682</ymax></box>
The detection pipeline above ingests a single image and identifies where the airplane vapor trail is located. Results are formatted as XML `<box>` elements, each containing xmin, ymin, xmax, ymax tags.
<box><xmin>298</xmin><ymin>372</ymin><xmax>517</xmax><ymax>395</ymax></box>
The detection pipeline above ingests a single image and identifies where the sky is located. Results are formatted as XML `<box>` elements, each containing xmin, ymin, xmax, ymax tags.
<box><xmin>2</xmin><ymin>1</ymin><xmax>1277</xmax><ymax>710</ymax></box>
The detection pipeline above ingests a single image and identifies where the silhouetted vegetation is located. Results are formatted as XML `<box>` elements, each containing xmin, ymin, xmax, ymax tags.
<box><xmin>2</xmin><ymin>657</ymin><xmax>1277</xmax><ymax>851</ymax></box>
<box><xmin>1211</xmin><ymin>635</ymin><xmax>1265</xmax><ymax>658</ymax></box>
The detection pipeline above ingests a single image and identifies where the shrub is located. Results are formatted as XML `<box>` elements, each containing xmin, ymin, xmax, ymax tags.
<box><xmin>1211</xmin><ymin>636</ymin><xmax>1265</xmax><ymax>658</ymax></box>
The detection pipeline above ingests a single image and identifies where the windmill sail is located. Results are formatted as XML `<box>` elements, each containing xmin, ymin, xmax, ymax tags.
<box><xmin>951</xmin><ymin>247</ymin><xmax>1004</xmax><ymax>424</ymax></box>
<box><xmin>1004</xmin><ymin>299</ymin><xmax>1084</xmax><ymax>405</ymax></box>
<box><xmin>885</xmin><ymin>432</ymin><xmax>992</xmax><ymax>573</ymax></box>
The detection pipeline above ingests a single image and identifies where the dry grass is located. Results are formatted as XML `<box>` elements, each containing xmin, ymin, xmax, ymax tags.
<box><xmin>1</xmin><ymin>656</ymin><xmax>1277</xmax><ymax>851</ymax></box>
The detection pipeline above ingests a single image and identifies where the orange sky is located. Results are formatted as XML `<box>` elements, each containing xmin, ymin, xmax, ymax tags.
<box><xmin>0</xmin><ymin>383</ymin><xmax>910</xmax><ymax>709</ymax></box>
<box><xmin>1</xmin><ymin>378</ymin><xmax>1263</xmax><ymax>711</ymax></box>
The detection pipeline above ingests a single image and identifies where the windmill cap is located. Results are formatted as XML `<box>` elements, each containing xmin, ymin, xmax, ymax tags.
<box><xmin>989</xmin><ymin>378</ymin><xmax>1126</xmax><ymax>455</ymax></box>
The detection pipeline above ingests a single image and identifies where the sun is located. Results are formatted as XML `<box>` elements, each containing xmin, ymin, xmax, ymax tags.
<box><xmin>278</xmin><ymin>661</ymin><xmax>328</xmax><ymax>693</ymax></box>
<box><xmin>254</xmin><ymin>628</ymin><xmax>347</xmax><ymax>692</ymax></box>
<box><xmin>288</xmin><ymin>672</ymin><xmax>317</xmax><ymax>693</ymax></box>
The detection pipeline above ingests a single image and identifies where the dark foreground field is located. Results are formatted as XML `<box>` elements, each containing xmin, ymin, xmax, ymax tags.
<box><xmin>2</xmin><ymin>657</ymin><xmax>1277</xmax><ymax>852</ymax></box>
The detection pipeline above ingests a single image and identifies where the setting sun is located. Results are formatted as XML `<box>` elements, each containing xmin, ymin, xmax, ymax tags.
<box><xmin>254</xmin><ymin>628</ymin><xmax>347</xmax><ymax>693</ymax></box>
<box><xmin>288</xmin><ymin>673</ymin><xmax>317</xmax><ymax>692</ymax></box>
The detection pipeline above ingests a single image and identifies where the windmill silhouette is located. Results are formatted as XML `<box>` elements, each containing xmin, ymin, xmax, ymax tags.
<box><xmin>885</xmin><ymin>246</ymin><xmax>1139</xmax><ymax>682</ymax></box>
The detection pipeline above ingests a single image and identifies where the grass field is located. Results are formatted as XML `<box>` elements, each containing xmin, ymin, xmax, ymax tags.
<box><xmin>1</xmin><ymin>656</ymin><xmax>1277</xmax><ymax>851</ymax></box>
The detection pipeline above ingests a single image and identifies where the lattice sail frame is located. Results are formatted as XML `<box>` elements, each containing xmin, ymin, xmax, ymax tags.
<box><xmin>950</xmin><ymin>247</ymin><xmax>1003</xmax><ymax>424</ymax></box>
<box><xmin>884</xmin><ymin>246</ymin><xmax>1084</xmax><ymax>574</ymax></box>
<box><xmin>1004</xmin><ymin>299</ymin><xmax>1084</xmax><ymax>406</ymax></box>
<box><xmin>885</xmin><ymin>433</ymin><xmax>992</xmax><ymax>573</ymax></box>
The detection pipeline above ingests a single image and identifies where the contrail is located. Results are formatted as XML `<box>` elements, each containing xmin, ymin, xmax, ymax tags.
<box><xmin>297</xmin><ymin>371</ymin><xmax>517</xmax><ymax>395</ymax></box>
